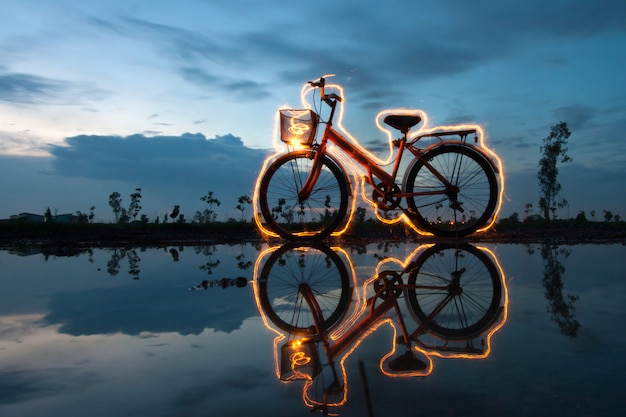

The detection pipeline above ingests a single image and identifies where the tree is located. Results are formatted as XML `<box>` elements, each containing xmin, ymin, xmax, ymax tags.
<box><xmin>170</xmin><ymin>205</ymin><xmax>180</xmax><ymax>220</ymax></box>
<box><xmin>236</xmin><ymin>195</ymin><xmax>252</xmax><ymax>222</ymax></box>
<box><xmin>537</xmin><ymin>122</ymin><xmax>572</xmax><ymax>221</ymax></box>
<box><xmin>200</xmin><ymin>191</ymin><xmax>221</xmax><ymax>223</ymax></box>
<box><xmin>128</xmin><ymin>188</ymin><xmax>142</xmax><ymax>220</ymax></box>
<box><xmin>524</xmin><ymin>203</ymin><xmax>533</xmax><ymax>220</ymax></box>
<box><xmin>109</xmin><ymin>192</ymin><xmax>130</xmax><ymax>223</ymax></box>
<box><xmin>355</xmin><ymin>206</ymin><xmax>367</xmax><ymax>224</ymax></box>
<box><xmin>540</xmin><ymin>244</ymin><xmax>579</xmax><ymax>337</ymax></box>
<box><xmin>506</xmin><ymin>212</ymin><xmax>520</xmax><ymax>223</ymax></box>
<box><xmin>44</xmin><ymin>207</ymin><xmax>53</xmax><ymax>223</ymax></box>
<box><xmin>109</xmin><ymin>192</ymin><xmax>123</xmax><ymax>222</ymax></box>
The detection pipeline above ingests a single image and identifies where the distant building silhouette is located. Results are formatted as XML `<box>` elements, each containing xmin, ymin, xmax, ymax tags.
<box><xmin>7</xmin><ymin>212</ymin><xmax>80</xmax><ymax>223</ymax></box>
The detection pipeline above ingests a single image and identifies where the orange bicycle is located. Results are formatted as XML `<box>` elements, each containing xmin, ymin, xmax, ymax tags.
<box><xmin>256</xmin><ymin>76</ymin><xmax>501</xmax><ymax>240</ymax></box>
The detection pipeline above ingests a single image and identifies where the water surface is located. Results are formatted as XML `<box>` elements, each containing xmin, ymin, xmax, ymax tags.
<box><xmin>1</xmin><ymin>242</ymin><xmax>624</xmax><ymax>416</ymax></box>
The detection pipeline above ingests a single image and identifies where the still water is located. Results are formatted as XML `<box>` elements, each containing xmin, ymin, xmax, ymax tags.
<box><xmin>1</xmin><ymin>241</ymin><xmax>624</xmax><ymax>417</ymax></box>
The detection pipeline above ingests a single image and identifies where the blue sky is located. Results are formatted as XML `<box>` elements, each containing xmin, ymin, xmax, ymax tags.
<box><xmin>1</xmin><ymin>0</ymin><xmax>625</xmax><ymax>221</ymax></box>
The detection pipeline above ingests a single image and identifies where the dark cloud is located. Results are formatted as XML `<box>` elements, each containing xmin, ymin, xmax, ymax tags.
<box><xmin>112</xmin><ymin>16</ymin><xmax>273</xmax><ymax>101</ymax></box>
<box><xmin>48</xmin><ymin>132</ymin><xmax>268</xmax><ymax>187</ymax></box>
<box><xmin>0</xmin><ymin>73</ymin><xmax>64</xmax><ymax>104</ymax></box>
<box><xmin>42</xmin><ymin>133</ymin><xmax>270</xmax><ymax>221</ymax></box>
<box><xmin>179</xmin><ymin>66</ymin><xmax>270</xmax><ymax>100</ymax></box>
<box><xmin>81</xmin><ymin>1</ymin><xmax>624</xmax><ymax>110</ymax></box>
<box><xmin>552</xmin><ymin>105</ymin><xmax>595</xmax><ymax>130</ymax></box>
<box><xmin>0</xmin><ymin>70</ymin><xmax>107</xmax><ymax>105</ymax></box>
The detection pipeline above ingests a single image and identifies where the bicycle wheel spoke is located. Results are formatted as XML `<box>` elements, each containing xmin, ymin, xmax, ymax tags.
<box><xmin>407</xmin><ymin>244</ymin><xmax>502</xmax><ymax>339</ymax></box>
<box><xmin>259</xmin><ymin>243</ymin><xmax>352</xmax><ymax>335</ymax></box>
<box><xmin>259</xmin><ymin>152</ymin><xmax>349</xmax><ymax>240</ymax></box>
<box><xmin>405</xmin><ymin>145</ymin><xmax>497</xmax><ymax>237</ymax></box>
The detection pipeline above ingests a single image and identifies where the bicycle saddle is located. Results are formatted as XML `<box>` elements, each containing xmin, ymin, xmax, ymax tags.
<box><xmin>383</xmin><ymin>115</ymin><xmax>422</xmax><ymax>134</ymax></box>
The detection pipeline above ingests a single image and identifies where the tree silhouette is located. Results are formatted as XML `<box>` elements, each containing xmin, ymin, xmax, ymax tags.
<box><xmin>128</xmin><ymin>188</ymin><xmax>142</xmax><ymax>220</ymax></box>
<box><xmin>537</xmin><ymin>122</ymin><xmax>572</xmax><ymax>221</ymax></box>
<box><xmin>200</xmin><ymin>191</ymin><xmax>221</xmax><ymax>223</ymax></box>
<box><xmin>170</xmin><ymin>205</ymin><xmax>180</xmax><ymax>219</ymax></box>
<box><xmin>109</xmin><ymin>192</ymin><xmax>130</xmax><ymax>223</ymax></box>
<box><xmin>44</xmin><ymin>207</ymin><xmax>53</xmax><ymax>223</ymax></box>
<box><xmin>540</xmin><ymin>244</ymin><xmax>579</xmax><ymax>337</ymax></box>
<box><xmin>236</xmin><ymin>195</ymin><xmax>252</xmax><ymax>222</ymax></box>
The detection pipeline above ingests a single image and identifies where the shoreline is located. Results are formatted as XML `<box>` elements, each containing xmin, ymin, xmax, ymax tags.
<box><xmin>1</xmin><ymin>222</ymin><xmax>625</xmax><ymax>250</ymax></box>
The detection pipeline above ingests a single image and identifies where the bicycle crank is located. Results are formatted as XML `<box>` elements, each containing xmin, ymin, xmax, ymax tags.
<box><xmin>373</xmin><ymin>183</ymin><xmax>402</xmax><ymax>211</ymax></box>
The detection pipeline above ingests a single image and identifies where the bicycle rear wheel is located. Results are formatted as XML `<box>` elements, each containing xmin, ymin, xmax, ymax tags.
<box><xmin>259</xmin><ymin>151</ymin><xmax>349</xmax><ymax>240</ymax></box>
<box><xmin>406</xmin><ymin>243</ymin><xmax>502</xmax><ymax>339</ymax></box>
<box><xmin>404</xmin><ymin>144</ymin><xmax>497</xmax><ymax>237</ymax></box>
<box><xmin>257</xmin><ymin>242</ymin><xmax>352</xmax><ymax>335</ymax></box>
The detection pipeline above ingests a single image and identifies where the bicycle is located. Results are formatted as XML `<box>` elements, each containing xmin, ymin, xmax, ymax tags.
<box><xmin>254</xmin><ymin>242</ymin><xmax>507</xmax><ymax>414</ymax></box>
<box><xmin>255</xmin><ymin>76</ymin><xmax>502</xmax><ymax>240</ymax></box>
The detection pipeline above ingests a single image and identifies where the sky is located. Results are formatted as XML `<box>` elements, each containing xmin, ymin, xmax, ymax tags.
<box><xmin>1</xmin><ymin>0</ymin><xmax>625</xmax><ymax>222</ymax></box>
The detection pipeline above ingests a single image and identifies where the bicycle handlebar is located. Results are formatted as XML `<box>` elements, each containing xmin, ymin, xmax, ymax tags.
<box><xmin>308</xmin><ymin>77</ymin><xmax>343</xmax><ymax>104</ymax></box>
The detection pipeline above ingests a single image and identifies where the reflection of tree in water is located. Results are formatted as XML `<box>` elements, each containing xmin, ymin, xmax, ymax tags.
<box><xmin>233</xmin><ymin>242</ymin><xmax>253</xmax><ymax>270</ymax></box>
<box><xmin>106</xmin><ymin>248</ymin><xmax>141</xmax><ymax>280</ymax></box>
<box><xmin>536</xmin><ymin>243</ymin><xmax>580</xmax><ymax>338</ymax></box>
<box><xmin>103</xmin><ymin>243</ymin><xmax>262</xmax><ymax>281</ymax></box>
<box><xmin>189</xmin><ymin>277</ymin><xmax>248</xmax><ymax>290</ymax></box>
<box><xmin>196</xmin><ymin>245</ymin><xmax>220</xmax><ymax>275</ymax></box>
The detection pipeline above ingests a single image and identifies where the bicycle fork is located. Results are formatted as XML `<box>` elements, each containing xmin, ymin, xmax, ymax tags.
<box><xmin>297</xmin><ymin>150</ymin><xmax>325</xmax><ymax>201</ymax></box>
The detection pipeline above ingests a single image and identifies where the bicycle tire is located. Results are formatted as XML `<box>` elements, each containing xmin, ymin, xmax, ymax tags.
<box><xmin>406</xmin><ymin>243</ymin><xmax>502</xmax><ymax>339</ymax></box>
<box><xmin>258</xmin><ymin>151</ymin><xmax>349</xmax><ymax>240</ymax></box>
<box><xmin>258</xmin><ymin>242</ymin><xmax>353</xmax><ymax>335</ymax></box>
<box><xmin>404</xmin><ymin>144</ymin><xmax>498</xmax><ymax>237</ymax></box>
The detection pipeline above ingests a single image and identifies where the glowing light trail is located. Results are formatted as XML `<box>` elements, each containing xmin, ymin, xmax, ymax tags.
<box><xmin>252</xmin><ymin>78</ymin><xmax>505</xmax><ymax>238</ymax></box>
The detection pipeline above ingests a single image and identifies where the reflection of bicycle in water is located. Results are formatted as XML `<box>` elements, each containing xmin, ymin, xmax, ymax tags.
<box><xmin>254</xmin><ymin>76</ymin><xmax>502</xmax><ymax>240</ymax></box>
<box><xmin>253</xmin><ymin>242</ymin><xmax>508</xmax><ymax>414</ymax></box>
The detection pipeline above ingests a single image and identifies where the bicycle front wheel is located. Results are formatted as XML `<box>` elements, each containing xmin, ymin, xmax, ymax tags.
<box><xmin>404</xmin><ymin>144</ymin><xmax>498</xmax><ymax>237</ymax></box>
<box><xmin>257</xmin><ymin>242</ymin><xmax>353</xmax><ymax>335</ymax></box>
<box><xmin>259</xmin><ymin>151</ymin><xmax>349</xmax><ymax>240</ymax></box>
<box><xmin>406</xmin><ymin>243</ymin><xmax>502</xmax><ymax>339</ymax></box>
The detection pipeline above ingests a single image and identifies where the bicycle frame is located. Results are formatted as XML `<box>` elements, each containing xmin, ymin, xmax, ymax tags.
<box><xmin>298</xmin><ymin>118</ymin><xmax>460</xmax><ymax>203</ymax></box>
<box><xmin>256</xmin><ymin>76</ymin><xmax>503</xmax><ymax>241</ymax></box>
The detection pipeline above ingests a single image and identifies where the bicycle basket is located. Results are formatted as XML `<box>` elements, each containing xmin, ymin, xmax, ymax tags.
<box><xmin>279</xmin><ymin>337</ymin><xmax>321</xmax><ymax>381</ymax></box>
<box><xmin>279</xmin><ymin>109</ymin><xmax>319</xmax><ymax>147</ymax></box>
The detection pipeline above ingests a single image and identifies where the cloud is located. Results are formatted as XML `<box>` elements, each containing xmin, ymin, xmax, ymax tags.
<box><xmin>0</xmin><ymin>132</ymin><xmax>271</xmax><ymax>220</ymax></box>
<box><xmin>110</xmin><ymin>16</ymin><xmax>273</xmax><ymax>101</ymax></box>
<box><xmin>0</xmin><ymin>368</ymin><xmax>102</xmax><ymax>405</ymax></box>
<box><xmin>38</xmin><ymin>133</ymin><xmax>268</xmax><ymax>221</ymax></box>
<box><xmin>73</xmin><ymin>1</ymin><xmax>626</xmax><ymax>115</ymax></box>
<box><xmin>0</xmin><ymin>73</ymin><xmax>65</xmax><ymax>104</ymax></box>
<box><xmin>48</xmin><ymin>132</ymin><xmax>269</xmax><ymax>188</ymax></box>
<box><xmin>42</xmin><ymin>283</ymin><xmax>258</xmax><ymax>336</ymax></box>
<box><xmin>0</xmin><ymin>69</ymin><xmax>108</xmax><ymax>106</ymax></box>
<box><xmin>552</xmin><ymin>105</ymin><xmax>595</xmax><ymax>130</ymax></box>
